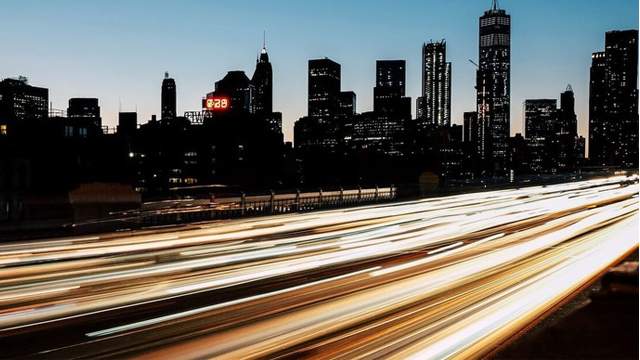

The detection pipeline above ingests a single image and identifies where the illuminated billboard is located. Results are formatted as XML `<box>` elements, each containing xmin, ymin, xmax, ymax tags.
<box><xmin>203</xmin><ymin>96</ymin><xmax>230</xmax><ymax>110</ymax></box>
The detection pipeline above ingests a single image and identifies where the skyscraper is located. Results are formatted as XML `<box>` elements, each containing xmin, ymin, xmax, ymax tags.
<box><xmin>161</xmin><ymin>72</ymin><xmax>176</xmax><ymax>119</ymax></box>
<box><xmin>373</xmin><ymin>60</ymin><xmax>411</xmax><ymax>118</ymax></box>
<box><xmin>250</xmin><ymin>42</ymin><xmax>273</xmax><ymax>115</ymax></box>
<box><xmin>308</xmin><ymin>58</ymin><xmax>341</xmax><ymax>117</ymax></box>
<box><xmin>523</xmin><ymin>99</ymin><xmax>557</xmax><ymax>139</ymax></box>
<box><xmin>351</xmin><ymin>60</ymin><xmax>410</xmax><ymax>157</ymax></box>
<box><xmin>417</xmin><ymin>40</ymin><xmax>451</xmax><ymax>127</ymax></box>
<box><xmin>559</xmin><ymin>85</ymin><xmax>577</xmax><ymax>137</ymax></box>
<box><xmin>589</xmin><ymin>29</ymin><xmax>638</xmax><ymax>167</ymax></box>
<box><xmin>476</xmin><ymin>0</ymin><xmax>511</xmax><ymax>173</ymax></box>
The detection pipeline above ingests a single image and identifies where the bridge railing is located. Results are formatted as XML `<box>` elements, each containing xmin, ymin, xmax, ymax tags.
<box><xmin>138</xmin><ymin>185</ymin><xmax>396</xmax><ymax>225</ymax></box>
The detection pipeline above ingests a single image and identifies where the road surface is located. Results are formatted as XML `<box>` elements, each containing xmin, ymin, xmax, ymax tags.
<box><xmin>0</xmin><ymin>176</ymin><xmax>637</xmax><ymax>358</ymax></box>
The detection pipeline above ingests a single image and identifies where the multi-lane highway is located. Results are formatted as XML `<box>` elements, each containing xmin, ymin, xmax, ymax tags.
<box><xmin>0</xmin><ymin>176</ymin><xmax>637</xmax><ymax>359</ymax></box>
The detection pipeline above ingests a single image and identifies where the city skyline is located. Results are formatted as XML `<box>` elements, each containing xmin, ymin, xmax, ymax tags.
<box><xmin>1</xmin><ymin>1</ymin><xmax>638</xmax><ymax>144</ymax></box>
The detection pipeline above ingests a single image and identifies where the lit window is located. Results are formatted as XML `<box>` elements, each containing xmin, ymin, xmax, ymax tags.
<box><xmin>0</xmin><ymin>125</ymin><xmax>6</xmax><ymax>135</ymax></box>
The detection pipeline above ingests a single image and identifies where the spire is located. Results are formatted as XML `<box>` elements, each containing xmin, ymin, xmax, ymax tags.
<box><xmin>165</xmin><ymin>71</ymin><xmax>169</xmax><ymax>79</ymax></box>
<box><xmin>258</xmin><ymin>31</ymin><xmax>269</xmax><ymax>63</ymax></box>
<box><xmin>261</xmin><ymin>30</ymin><xmax>267</xmax><ymax>55</ymax></box>
<box><xmin>491</xmin><ymin>0</ymin><xmax>499</xmax><ymax>11</ymax></box>
<box><xmin>566</xmin><ymin>84</ymin><xmax>573</xmax><ymax>92</ymax></box>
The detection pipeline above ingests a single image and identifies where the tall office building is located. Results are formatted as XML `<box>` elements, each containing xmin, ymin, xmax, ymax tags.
<box><xmin>351</xmin><ymin>60</ymin><xmax>410</xmax><ymax>157</ymax></box>
<box><xmin>161</xmin><ymin>72</ymin><xmax>176</xmax><ymax>119</ymax></box>
<box><xmin>476</xmin><ymin>0</ymin><xmax>511</xmax><ymax>173</ymax></box>
<box><xmin>417</xmin><ymin>40</ymin><xmax>452</xmax><ymax>127</ymax></box>
<box><xmin>373</xmin><ymin>60</ymin><xmax>411</xmax><ymax>118</ymax></box>
<box><xmin>523</xmin><ymin>99</ymin><xmax>557</xmax><ymax>139</ymax></box>
<box><xmin>308</xmin><ymin>58</ymin><xmax>341</xmax><ymax>117</ymax></box>
<box><xmin>68</xmin><ymin>98</ymin><xmax>101</xmax><ymax>128</ymax></box>
<box><xmin>337</xmin><ymin>91</ymin><xmax>356</xmax><ymax>118</ymax></box>
<box><xmin>250</xmin><ymin>42</ymin><xmax>273</xmax><ymax>115</ymax></box>
<box><xmin>0</xmin><ymin>77</ymin><xmax>48</xmax><ymax>124</ymax></box>
<box><xmin>68</xmin><ymin>98</ymin><xmax>100</xmax><ymax>118</ymax></box>
<box><xmin>589</xmin><ymin>29</ymin><xmax>638</xmax><ymax>167</ymax></box>
<box><xmin>559</xmin><ymin>85</ymin><xmax>577</xmax><ymax>137</ymax></box>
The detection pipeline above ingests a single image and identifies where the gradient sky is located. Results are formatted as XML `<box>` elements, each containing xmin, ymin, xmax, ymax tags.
<box><xmin>2</xmin><ymin>1</ymin><xmax>638</xmax><ymax>143</ymax></box>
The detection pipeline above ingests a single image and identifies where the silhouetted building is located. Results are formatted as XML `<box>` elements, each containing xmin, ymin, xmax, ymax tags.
<box><xmin>589</xmin><ymin>29</ymin><xmax>639</xmax><ymax>167</ymax></box>
<box><xmin>337</xmin><ymin>91</ymin><xmax>356</xmax><ymax>118</ymax></box>
<box><xmin>68</xmin><ymin>98</ymin><xmax>101</xmax><ymax>128</ymax></box>
<box><xmin>250</xmin><ymin>43</ymin><xmax>273</xmax><ymax>115</ymax></box>
<box><xmin>118</xmin><ymin>112</ymin><xmax>138</xmax><ymax>136</ymax></box>
<box><xmin>0</xmin><ymin>77</ymin><xmax>48</xmax><ymax>136</ymax></box>
<box><xmin>476</xmin><ymin>0</ymin><xmax>511</xmax><ymax>174</ymax></box>
<box><xmin>161</xmin><ymin>72</ymin><xmax>177</xmax><ymax>119</ymax></box>
<box><xmin>417</xmin><ymin>40</ymin><xmax>451</xmax><ymax>128</ymax></box>
<box><xmin>350</xmin><ymin>60</ymin><xmax>411</xmax><ymax>158</ymax></box>
<box><xmin>524</xmin><ymin>99</ymin><xmax>557</xmax><ymax>139</ymax></box>
<box><xmin>559</xmin><ymin>85</ymin><xmax>577</xmax><ymax>137</ymax></box>
<box><xmin>373</xmin><ymin>60</ymin><xmax>410</xmax><ymax>117</ymax></box>
<box><xmin>248</xmin><ymin>42</ymin><xmax>282</xmax><ymax>135</ymax></box>
<box><xmin>295</xmin><ymin>59</ymin><xmax>355</xmax><ymax>186</ymax></box>
<box><xmin>206</xmin><ymin>71</ymin><xmax>252</xmax><ymax>114</ymax></box>
<box><xmin>308</xmin><ymin>58</ymin><xmax>341</xmax><ymax>117</ymax></box>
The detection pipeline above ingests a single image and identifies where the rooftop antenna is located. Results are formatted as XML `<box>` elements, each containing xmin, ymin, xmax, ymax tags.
<box><xmin>469</xmin><ymin>59</ymin><xmax>479</xmax><ymax>68</ymax></box>
<box><xmin>491</xmin><ymin>0</ymin><xmax>499</xmax><ymax>11</ymax></box>
<box><xmin>566</xmin><ymin>84</ymin><xmax>573</xmax><ymax>92</ymax></box>
<box><xmin>165</xmin><ymin>71</ymin><xmax>169</xmax><ymax>79</ymax></box>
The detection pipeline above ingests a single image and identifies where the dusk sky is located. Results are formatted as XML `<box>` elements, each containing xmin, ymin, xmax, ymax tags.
<box><xmin>2</xmin><ymin>0</ymin><xmax>638</xmax><ymax>143</ymax></box>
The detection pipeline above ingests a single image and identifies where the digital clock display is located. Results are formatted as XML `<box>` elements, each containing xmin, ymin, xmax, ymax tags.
<box><xmin>204</xmin><ymin>96</ymin><xmax>229</xmax><ymax>110</ymax></box>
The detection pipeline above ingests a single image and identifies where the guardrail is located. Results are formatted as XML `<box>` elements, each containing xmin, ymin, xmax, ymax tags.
<box><xmin>139</xmin><ymin>186</ymin><xmax>396</xmax><ymax>225</ymax></box>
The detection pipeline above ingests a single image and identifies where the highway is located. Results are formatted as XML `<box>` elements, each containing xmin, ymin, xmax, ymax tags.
<box><xmin>0</xmin><ymin>176</ymin><xmax>637</xmax><ymax>359</ymax></box>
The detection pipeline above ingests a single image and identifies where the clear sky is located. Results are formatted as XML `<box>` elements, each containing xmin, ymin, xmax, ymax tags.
<box><xmin>1</xmin><ymin>0</ymin><xmax>638</xmax><ymax>143</ymax></box>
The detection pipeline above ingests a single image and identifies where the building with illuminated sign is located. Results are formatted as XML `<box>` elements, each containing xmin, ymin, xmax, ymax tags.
<box><xmin>206</xmin><ymin>70</ymin><xmax>251</xmax><ymax>113</ymax></box>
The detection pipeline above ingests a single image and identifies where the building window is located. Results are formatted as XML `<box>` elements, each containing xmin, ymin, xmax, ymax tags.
<box><xmin>64</xmin><ymin>125</ymin><xmax>73</xmax><ymax>137</ymax></box>
<box><xmin>0</xmin><ymin>125</ymin><xmax>6</xmax><ymax>135</ymax></box>
<box><xmin>79</xmin><ymin>128</ymin><xmax>87</xmax><ymax>138</ymax></box>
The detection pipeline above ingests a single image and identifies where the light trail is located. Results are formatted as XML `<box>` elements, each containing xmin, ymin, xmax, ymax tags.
<box><xmin>0</xmin><ymin>176</ymin><xmax>636</xmax><ymax>358</ymax></box>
